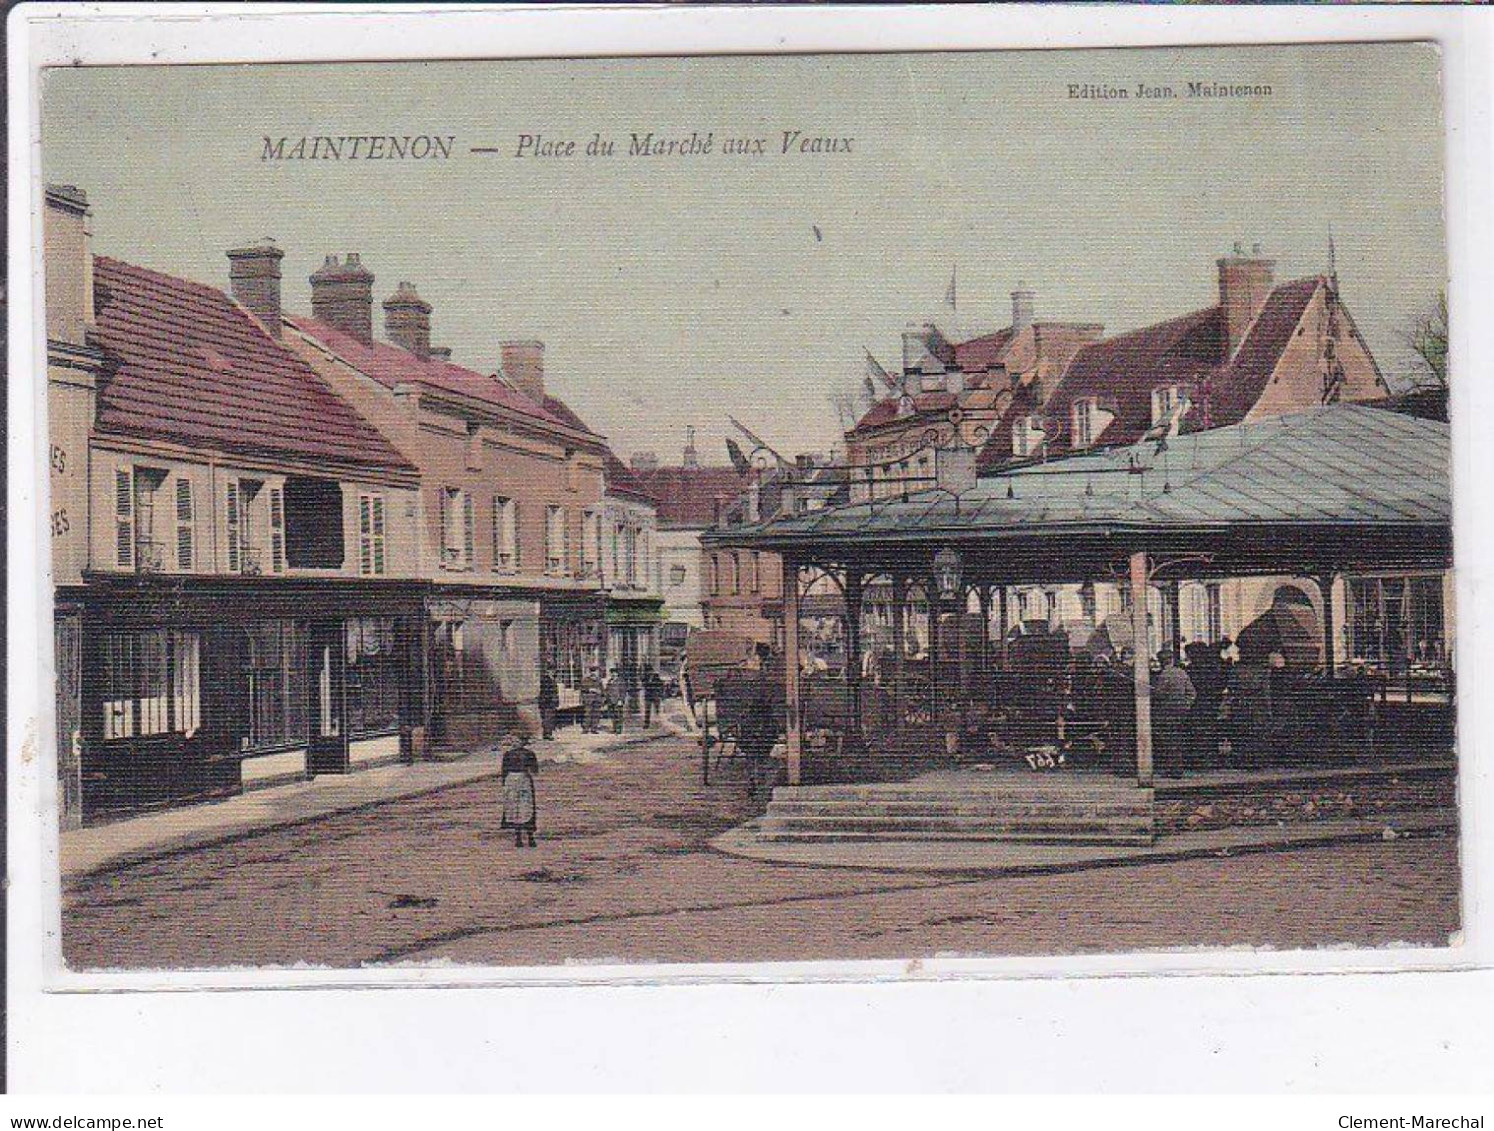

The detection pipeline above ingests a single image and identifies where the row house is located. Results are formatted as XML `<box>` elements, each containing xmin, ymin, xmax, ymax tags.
<box><xmin>601</xmin><ymin>452</ymin><xmax>665</xmax><ymax>699</ymax></box>
<box><xmin>277</xmin><ymin>259</ymin><xmax>610</xmax><ymax>749</ymax></box>
<box><xmin>48</xmin><ymin>188</ymin><xmax>426</xmax><ymax>825</ymax></box>
<box><xmin>842</xmin><ymin>246</ymin><xmax>1440</xmax><ymax>674</ymax></box>
<box><xmin>630</xmin><ymin>435</ymin><xmax>751</xmax><ymax>656</ymax></box>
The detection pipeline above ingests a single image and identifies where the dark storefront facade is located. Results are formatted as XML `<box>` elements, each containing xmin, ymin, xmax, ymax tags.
<box><xmin>66</xmin><ymin>575</ymin><xmax>427</xmax><ymax>823</ymax></box>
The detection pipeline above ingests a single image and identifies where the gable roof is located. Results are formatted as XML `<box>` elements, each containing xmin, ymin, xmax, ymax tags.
<box><xmin>986</xmin><ymin>276</ymin><xmax>1325</xmax><ymax>467</ymax></box>
<box><xmin>286</xmin><ymin>314</ymin><xmax>601</xmax><ymax>443</ymax></box>
<box><xmin>91</xmin><ymin>257</ymin><xmax>414</xmax><ymax>473</ymax></box>
<box><xmin>632</xmin><ymin>465</ymin><xmax>749</xmax><ymax>530</ymax></box>
<box><xmin>603</xmin><ymin>450</ymin><xmax>657</xmax><ymax>505</ymax></box>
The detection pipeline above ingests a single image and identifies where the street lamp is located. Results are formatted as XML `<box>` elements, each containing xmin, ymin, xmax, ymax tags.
<box><xmin>933</xmin><ymin>545</ymin><xmax>963</xmax><ymax>603</ymax></box>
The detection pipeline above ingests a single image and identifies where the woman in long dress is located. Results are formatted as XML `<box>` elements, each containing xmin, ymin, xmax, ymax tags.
<box><xmin>500</xmin><ymin>736</ymin><xmax>540</xmax><ymax>848</ymax></box>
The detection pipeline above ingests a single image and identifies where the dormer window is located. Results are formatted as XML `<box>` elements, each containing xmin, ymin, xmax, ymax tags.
<box><xmin>1072</xmin><ymin>398</ymin><xmax>1099</xmax><ymax>449</ymax></box>
<box><xmin>1152</xmin><ymin>384</ymin><xmax>1184</xmax><ymax>427</ymax></box>
<box><xmin>1013</xmin><ymin>414</ymin><xmax>1046</xmax><ymax>459</ymax></box>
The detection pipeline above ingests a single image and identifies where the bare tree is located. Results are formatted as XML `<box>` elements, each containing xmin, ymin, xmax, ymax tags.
<box><xmin>1405</xmin><ymin>291</ymin><xmax>1448</xmax><ymax>388</ymax></box>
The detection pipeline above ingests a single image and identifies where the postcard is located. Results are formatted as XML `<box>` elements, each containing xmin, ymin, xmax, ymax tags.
<box><xmin>25</xmin><ymin>36</ymin><xmax>1462</xmax><ymax>983</ymax></box>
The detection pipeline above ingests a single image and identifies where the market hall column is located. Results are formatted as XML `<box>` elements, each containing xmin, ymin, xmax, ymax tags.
<box><xmin>1130</xmin><ymin>550</ymin><xmax>1154</xmax><ymax>788</ymax></box>
<box><xmin>1318</xmin><ymin>572</ymin><xmax>1338</xmax><ymax>677</ymax></box>
<box><xmin>783</xmin><ymin>552</ymin><xmax>803</xmax><ymax>785</ymax></box>
<box><xmin>844</xmin><ymin>568</ymin><xmax>864</xmax><ymax>743</ymax></box>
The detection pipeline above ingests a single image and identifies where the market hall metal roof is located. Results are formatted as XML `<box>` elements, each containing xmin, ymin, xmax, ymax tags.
<box><xmin>712</xmin><ymin>405</ymin><xmax>1450</xmax><ymax>550</ymax></box>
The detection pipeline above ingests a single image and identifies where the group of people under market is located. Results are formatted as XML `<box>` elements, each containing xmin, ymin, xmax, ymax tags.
<box><xmin>1146</xmin><ymin>635</ymin><xmax>1328</xmax><ymax>777</ymax></box>
<box><xmin>502</xmin><ymin>661</ymin><xmax>670</xmax><ymax>848</ymax></box>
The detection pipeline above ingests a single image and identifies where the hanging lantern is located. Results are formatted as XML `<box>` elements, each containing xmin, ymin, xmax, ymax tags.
<box><xmin>933</xmin><ymin>545</ymin><xmax>963</xmax><ymax>602</ymax></box>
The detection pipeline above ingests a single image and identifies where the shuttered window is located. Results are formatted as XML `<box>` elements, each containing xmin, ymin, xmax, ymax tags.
<box><xmin>268</xmin><ymin>486</ymin><xmax>286</xmax><ymax>574</ymax></box>
<box><xmin>493</xmin><ymin>497</ymin><xmax>518</xmax><ymax>573</ymax></box>
<box><xmin>462</xmin><ymin>492</ymin><xmax>475</xmax><ymax>569</ymax></box>
<box><xmin>226</xmin><ymin>480</ymin><xmax>242</xmax><ymax>573</ymax></box>
<box><xmin>114</xmin><ymin>467</ymin><xmax>135</xmax><ymax>570</ymax></box>
<box><xmin>174</xmin><ymin>479</ymin><xmax>194</xmax><ymax>571</ymax></box>
<box><xmin>358</xmin><ymin>493</ymin><xmax>387</xmax><ymax>577</ymax></box>
<box><xmin>439</xmin><ymin>487</ymin><xmax>472</xmax><ymax>570</ymax></box>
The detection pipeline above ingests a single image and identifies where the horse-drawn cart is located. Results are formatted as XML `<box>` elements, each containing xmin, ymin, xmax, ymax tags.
<box><xmin>681</xmin><ymin>630</ymin><xmax>784</xmax><ymax>786</ymax></box>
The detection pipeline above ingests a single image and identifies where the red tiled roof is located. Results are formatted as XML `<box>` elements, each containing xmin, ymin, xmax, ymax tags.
<box><xmin>604</xmin><ymin>450</ymin><xmax>657</xmax><ymax>505</ymax></box>
<box><xmin>851</xmin><ymin>390</ymin><xmax>958</xmax><ymax>432</ymax></box>
<box><xmin>91</xmin><ymin>257</ymin><xmax>414</xmax><ymax>472</ymax></box>
<box><xmin>953</xmin><ymin>327</ymin><xmax>1016</xmax><ymax>372</ymax></box>
<box><xmin>286</xmin><ymin>314</ymin><xmax>599</xmax><ymax>440</ymax></box>
<box><xmin>982</xmin><ymin>276</ymin><xmax>1326</xmax><ymax>467</ymax></box>
<box><xmin>632</xmin><ymin>465</ymin><xmax>749</xmax><ymax>530</ymax></box>
<box><xmin>540</xmin><ymin>394</ymin><xmax>599</xmax><ymax>438</ymax></box>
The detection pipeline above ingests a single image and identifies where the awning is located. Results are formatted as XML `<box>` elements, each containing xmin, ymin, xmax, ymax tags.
<box><xmin>606</xmin><ymin>597</ymin><xmax>666</xmax><ymax>627</ymax></box>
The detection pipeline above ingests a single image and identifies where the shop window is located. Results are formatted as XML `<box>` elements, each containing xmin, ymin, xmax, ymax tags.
<box><xmin>244</xmin><ymin>620</ymin><xmax>305</xmax><ymax>751</ymax></box>
<box><xmin>1349</xmin><ymin>575</ymin><xmax>1446</xmax><ymax>671</ymax></box>
<box><xmin>101</xmin><ymin>629</ymin><xmax>200</xmax><ymax>741</ymax></box>
<box><xmin>346</xmin><ymin>617</ymin><xmax>400</xmax><ymax>737</ymax></box>
<box><xmin>285</xmin><ymin>476</ymin><xmax>345</xmax><ymax>569</ymax></box>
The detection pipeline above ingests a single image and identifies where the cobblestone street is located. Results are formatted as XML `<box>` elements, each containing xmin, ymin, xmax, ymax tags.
<box><xmin>63</xmin><ymin>734</ymin><xmax>1462</xmax><ymax>971</ymax></box>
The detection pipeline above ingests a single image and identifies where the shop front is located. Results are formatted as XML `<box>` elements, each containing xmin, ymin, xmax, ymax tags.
<box><xmin>73</xmin><ymin>574</ymin><xmax>428</xmax><ymax>823</ymax></box>
<box><xmin>606</xmin><ymin>595</ymin><xmax>666</xmax><ymax>712</ymax></box>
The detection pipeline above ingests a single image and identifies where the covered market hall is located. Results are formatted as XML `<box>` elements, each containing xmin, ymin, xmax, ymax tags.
<box><xmin>707</xmin><ymin>403</ymin><xmax>1454</xmax><ymax>810</ymax></box>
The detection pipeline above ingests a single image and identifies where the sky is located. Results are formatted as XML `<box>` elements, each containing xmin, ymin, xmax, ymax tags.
<box><xmin>40</xmin><ymin>43</ymin><xmax>1446</xmax><ymax>464</ymax></box>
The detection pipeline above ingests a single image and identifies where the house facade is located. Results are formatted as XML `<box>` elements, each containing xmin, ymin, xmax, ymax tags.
<box><xmin>845</xmin><ymin>287</ymin><xmax>1103</xmax><ymax>502</ymax></box>
<box><xmin>840</xmin><ymin>249</ymin><xmax>1411</xmax><ymax>671</ymax></box>
<box><xmin>282</xmin><ymin>268</ymin><xmax>609</xmax><ymax>748</ymax></box>
<box><xmin>601</xmin><ymin>453</ymin><xmax>665</xmax><ymax>702</ymax></box>
<box><xmin>631</xmin><ymin>438</ymin><xmax>751</xmax><ymax>652</ymax></box>
<box><xmin>48</xmin><ymin>189</ymin><xmax>427</xmax><ymax>825</ymax></box>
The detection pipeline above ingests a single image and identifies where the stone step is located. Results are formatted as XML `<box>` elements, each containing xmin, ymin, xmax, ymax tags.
<box><xmin>767</xmin><ymin>799</ymin><xmax>1152</xmax><ymax>819</ymax></box>
<box><xmin>758</xmin><ymin>814</ymin><xmax>1154</xmax><ymax>837</ymax></box>
<box><xmin>754</xmin><ymin>826</ymin><xmax>1156</xmax><ymax>847</ymax></box>
<box><xmin>773</xmin><ymin>783</ymin><xmax>1150</xmax><ymax>804</ymax></box>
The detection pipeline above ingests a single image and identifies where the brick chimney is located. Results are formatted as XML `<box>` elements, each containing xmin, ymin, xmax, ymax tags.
<box><xmin>1218</xmin><ymin>242</ymin><xmax>1275</xmax><ymax>357</ymax></box>
<box><xmin>1011</xmin><ymin>283</ymin><xmax>1035</xmax><ymax>331</ymax></box>
<box><xmin>227</xmin><ymin>239</ymin><xmax>285</xmax><ymax>337</ymax></box>
<box><xmin>44</xmin><ymin>184</ymin><xmax>95</xmax><ymax>348</ymax></box>
<box><xmin>501</xmin><ymin>340</ymin><xmax>545</xmax><ymax>402</ymax></box>
<box><xmin>310</xmin><ymin>253</ymin><xmax>374</xmax><ymax>344</ymax></box>
<box><xmin>383</xmin><ymin>281</ymin><xmax>432</xmax><ymax>358</ymax></box>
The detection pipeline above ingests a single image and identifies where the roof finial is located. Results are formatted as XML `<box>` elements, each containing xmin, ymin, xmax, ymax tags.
<box><xmin>1327</xmin><ymin>225</ymin><xmax>1338</xmax><ymax>289</ymax></box>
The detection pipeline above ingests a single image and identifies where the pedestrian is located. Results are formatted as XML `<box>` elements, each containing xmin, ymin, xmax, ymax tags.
<box><xmin>580</xmin><ymin>667</ymin><xmax>603</xmax><ymax>734</ymax></box>
<box><xmin>642</xmin><ymin>666</ymin><xmax>663</xmax><ymax>728</ymax></box>
<box><xmin>538</xmin><ymin>664</ymin><xmax>559</xmax><ymax>740</ymax></box>
<box><xmin>499</xmin><ymin>734</ymin><xmax>540</xmax><ymax>848</ymax></box>
<box><xmin>1151</xmin><ymin>647</ymin><xmax>1197</xmax><ymax>777</ymax></box>
<box><xmin>605</xmin><ymin>667</ymin><xmax>626</xmax><ymax>734</ymax></box>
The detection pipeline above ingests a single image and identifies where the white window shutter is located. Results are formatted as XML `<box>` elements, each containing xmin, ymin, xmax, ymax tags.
<box><xmin>175</xmin><ymin>478</ymin><xmax>194</xmax><ymax>571</ymax></box>
<box><xmin>269</xmin><ymin>486</ymin><xmax>286</xmax><ymax>573</ymax></box>
<box><xmin>225</xmin><ymin>480</ymin><xmax>241</xmax><ymax>573</ymax></box>
<box><xmin>114</xmin><ymin>467</ymin><xmax>135</xmax><ymax>570</ymax></box>
<box><xmin>372</xmin><ymin>495</ymin><xmax>387</xmax><ymax>575</ymax></box>
<box><xmin>358</xmin><ymin>494</ymin><xmax>374</xmax><ymax>575</ymax></box>
<box><xmin>462</xmin><ymin>492</ymin><xmax>475</xmax><ymax>569</ymax></box>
